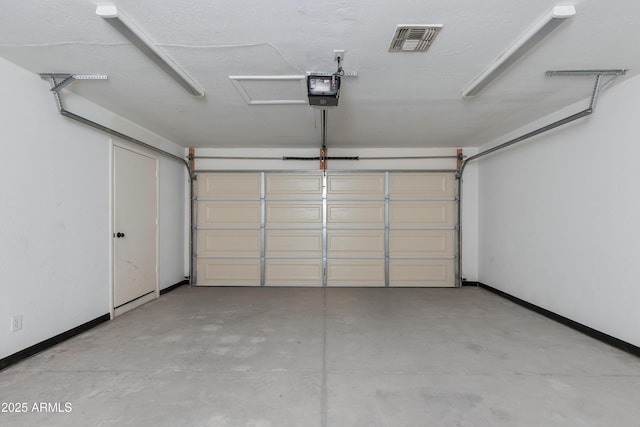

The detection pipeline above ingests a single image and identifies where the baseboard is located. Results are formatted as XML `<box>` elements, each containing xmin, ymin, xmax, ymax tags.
<box><xmin>0</xmin><ymin>279</ymin><xmax>188</xmax><ymax>371</ymax></box>
<box><xmin>0</xmin><ymin>313</ymin><xmax>110</xmax><ymax>371</ymax></box>
<box><xmin>461</xmin><ymin>280</ymin><xmax>480</xmax><ymax>287</ymax></box>
<box><xmin>114</xmin><ymin>291</ymin><xmax>156</xmax><ymax>317</ymax></box>
<box><xmin>160</xmin><ymin>279</ymin><xmax>189</xmax><ymax>295</ymax></box>
<box><xmin>478</xmin><ymin>283</ymin><xmax>640</xmax><ymax>358</ymax></box>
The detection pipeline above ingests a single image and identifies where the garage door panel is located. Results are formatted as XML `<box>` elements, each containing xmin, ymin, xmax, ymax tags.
<box><xmin>327</xmin><ymin>173</ymin><xmax>385</xmax><ymax>198</ymax></box>
<box><xmin>327</xmin><ymin>259</ymin><xmax>385</xmax><ymax>287</ymax></box>
<box><xmin>198</xmin><ymin>201</ymin><xmax>261</xmax><ymax>227</ymax></box>
<box><xmin>389</xmin><ymin>259</ymin><xmax>455</xmax><ymax>287</ymax></box>
<box><xmin>266</xmin><ymin>201</ymin><xmax>323</xmax><ymax>227</ymax></box>
<box><xmin>327</xmin><ymin>201</ymin><xmax>385</xmax><ymax>228</ymax></box>
<box><xmin>265</xmin><ymin>229</ymin><xmax>323</xmax><ymax>257</ymax></box>
<box><xmin>389</xmin><ymin>201</ymin><xmax>455</xmax><ymax>228</ymax></box>
<box><xmin>197</xmin><ymin>258</ymin><xmax>261</xmax><ymax>286</ymax></box>
<box><xmin>197</xmin><ymin>230</ymin><xmax>261</xmax><ymax>256</ymax></box>
<box><xmin>265</xmin><ymin>259</ymin><xmax>323</xmax><ymax>286</ymax></box>
<box><xmin>196</xmin><ymin>171</ymin><xmax>458</xmax><ymax>287</ymax></box>
<box><xmin>327</xmin><ymin>230</ymin><xmax>385</xmax><ymax>257</ymax></box>
<box><xmin>266</xmin><ymin>173</ymin><xmax>323</xmax><ymax>198</ymax></box>
<box><xmin>389</xmin><ymin>173</ymin><xmax>455</xmax><ymax>198</ymax></box>
<box><xmin>199</xmin><ymin>173</ymin><xmax>261</xmax><ymax>198</ymax></box>
<box><xmin>389</xmin><ymin>230</ymin><xmax>454</xmax><ymax>257</ymax></box>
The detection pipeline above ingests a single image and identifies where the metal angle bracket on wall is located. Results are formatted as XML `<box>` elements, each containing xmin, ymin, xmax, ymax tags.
<box><xmin>545</xmin><ymin>69</ymin><xmax>627</xmax><ymax>92</ymax></box>
<box><xmin>545</xmin><ymin>69</ymin><xmax>626</xmax><ymax>76</ymax></box>
<box><xmin>39</xmin><ymin>73</ymin><xmax>108</xmax><ymax>93</ymax></box>
<box><xmin>306</xmin><ymin>71</ymin><xmax>359</xmax><ymax>78</ymax></box>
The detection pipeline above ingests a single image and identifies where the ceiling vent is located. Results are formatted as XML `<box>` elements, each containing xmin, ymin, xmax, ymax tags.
<box><xmin>389</xmin><ymin>25</ymin><xmax>443</xmax><ymax>52</ymax></box>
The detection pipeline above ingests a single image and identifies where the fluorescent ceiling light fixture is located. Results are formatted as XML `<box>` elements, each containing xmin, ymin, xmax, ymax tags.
<box><xmin>462</xmin><ymin>5</ymin><xmax>576</xmax><ymax>97</ymax></box>
<box><xmin>96</xmin><ymin>5</ymin><xmax>204</xmax><ymax>97</ymax></box>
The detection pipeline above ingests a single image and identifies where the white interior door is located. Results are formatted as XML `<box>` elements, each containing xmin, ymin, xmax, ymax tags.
<box><xmin>113</xmin><ymin>144</ymin><xmax>158</xmax><ymax>313</ymax></box>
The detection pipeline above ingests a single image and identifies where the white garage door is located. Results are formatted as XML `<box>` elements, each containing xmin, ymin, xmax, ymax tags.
<box><xmin>195</xmin><ymin>171</ymin><xmax>457</xmax><ymax>287</ymax></box>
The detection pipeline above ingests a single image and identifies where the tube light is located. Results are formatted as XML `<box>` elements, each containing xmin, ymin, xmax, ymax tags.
<box><xmin>96</xmin><ymin>5</ymin><xmax>205</xmax><ymax>97</ymax></box>
<box><xmin>462</xmin><ymin>5</ymin><xmax>576</xmax><ymax>97</ymax></box>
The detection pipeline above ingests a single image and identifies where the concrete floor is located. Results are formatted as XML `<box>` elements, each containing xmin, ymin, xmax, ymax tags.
<box><xmin>1</xmin><ymin>287</ymin><xmax>640</xmax><ymax>427</ymax></box>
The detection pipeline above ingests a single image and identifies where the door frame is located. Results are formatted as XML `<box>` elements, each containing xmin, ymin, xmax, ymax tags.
<box><xmin>110</xmin><ymin>139</ymin><xmax>160</xmax><ymax>318</ymax></box>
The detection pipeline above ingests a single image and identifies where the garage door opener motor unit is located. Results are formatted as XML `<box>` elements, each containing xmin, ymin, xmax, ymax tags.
<box><xmin>307</xmin><ymin>74</ymin><xmax>340</xmax><ymax>107</ymax></box>
<box><xmin>307</xmin><ymin>51</ymin><xmax>346</xmax><ymax>107</ymax></box>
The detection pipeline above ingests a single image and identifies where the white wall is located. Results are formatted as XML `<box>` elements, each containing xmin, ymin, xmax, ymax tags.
<box><xmin>460</xmin><ymin>150</ymin><xmax>479</xmax><ymax>282</ymax></box>
<box><xmin>0</xmin><ymin>58</ymin><xmax>187</xmax><ymax>360</ymax></box>
<box><xmin>158</xmin><ymin>155</ymin><xmax>189</xmax><ymax>288</ymax></box>
<box><xmin>478</xmin><ymin>74</ymin><xmax>640</xmax><ymax>347</ymax></box>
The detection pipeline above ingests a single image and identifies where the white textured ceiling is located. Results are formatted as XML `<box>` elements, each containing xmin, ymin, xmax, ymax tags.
<box><xmin>1</xmin><ymin>0</ymin><xmax>638</xmax><ymax>149</ymax></box>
